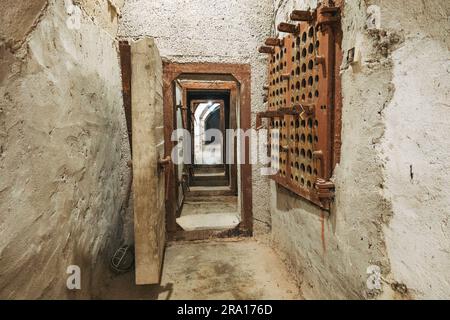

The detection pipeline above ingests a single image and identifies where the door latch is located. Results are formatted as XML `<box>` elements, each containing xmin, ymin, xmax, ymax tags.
<box><xmin>157</xmin><ymin>156</ymin><xmax>171</xmax><ymax>173</ymax></box>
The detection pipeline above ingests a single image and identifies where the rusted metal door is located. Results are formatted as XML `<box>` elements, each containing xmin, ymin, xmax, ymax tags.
<box><xmin>257</xmin><ymin>3</ymin><xmax>342</xmax><ymax>210</ymax></box>
<box><xmin>130</xmin><ymin>38</ymin><xmax>167</xmax><ymax>285</ymax></box>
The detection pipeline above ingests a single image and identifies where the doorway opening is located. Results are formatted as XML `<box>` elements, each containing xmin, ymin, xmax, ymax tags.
<box><xmin>163</xmin><ymin>63</ymin><xmax>252</xmax><ymax>241</ymax></box>
<box><xmin>178</xmin><ymin>89</ymin><xmax>239</xmax><ymax>233</ymax></box>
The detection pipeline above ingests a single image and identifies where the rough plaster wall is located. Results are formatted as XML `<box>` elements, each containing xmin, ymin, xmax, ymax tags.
<box><xmin>119</xmin><ymin>0</ymin><xmax>274</xmax><ymax>234</ymax></box>
<box><xmin>270</xmin><ymin>0</ymin><xmax>399</xmax><ymax>299</ymax></box>
<box><xmin>0</xmin><ymin>0</ymin><xmax>48</xmax><ymax>51</ymax></box>
<box><xmin>380</xmin><ymin>0</ymin><xmax>450</xmax><ymax>299</ymax></box>
<box><xmin>0</xmin><ymin>0</ymin><xmax>130</xmax><ymax>298</ymax></box>
<box><xmin>75</xmin><ymin>0</ymin><xmax>125</xmax><ymax>37</ymax></box>
<box><xmin>273</xmin><ymin>0</ymin><xmax>318</xmax><ymax>30</ymax></box>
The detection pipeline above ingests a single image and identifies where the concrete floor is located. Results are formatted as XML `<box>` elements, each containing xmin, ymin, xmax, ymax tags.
<box><xmin>100</xmin><ymin>239</ymin><xmax>302</xmax><ymax>300</ymax></box>
<box><xmin>180</xmin><ymin>197</ymin><xmax>238</xmax><ymax>217</ymax></box>
<box><xmin>177</xmin><ymin>196</ymin><xmax>240</xmax><ymax>231</ymax></box>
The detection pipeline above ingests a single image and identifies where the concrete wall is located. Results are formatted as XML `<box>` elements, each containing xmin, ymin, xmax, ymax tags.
<box><xmin>119</xmin><ymin>0</ymin><xmax>274</xmax><ymax>234</ymax></box>
<box><xmin>270</xmin><ymin>0</ymin><xmax>450</xmax><ymax>299</ymax></box>
<box><xmin>380</xmin><ymin>0</ymin><xmax>450</xmax><ymax>300</ymax></box>
<box><xmin>76</xmin><ymin>0</ymin><xmax>124</xmax><ymax>37</ymax></box>
<box><xmin>0</xmin><ymin>0</ymin><xmax>129</xmax><ymax>298</ymax></box>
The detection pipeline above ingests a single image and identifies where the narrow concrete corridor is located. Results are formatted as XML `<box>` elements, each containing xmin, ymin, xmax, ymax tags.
<box><xmin>2</xmin><ymin>0</ymin><xmax>450</xmax><ymax>301</ymax></box>
<box><xmin>100</xmin><ymin>239</ymin><xmax>301</xmax><ymax>300</ymax></box>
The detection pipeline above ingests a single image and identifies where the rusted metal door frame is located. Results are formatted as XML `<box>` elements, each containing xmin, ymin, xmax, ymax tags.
<box><xmin>119</xmin><ymin>41</ymin><xmax>133</xmax><ymax>152</ymax></box>
<box><xmin>163</xmin><ymin>63</ymin><xmax>252</xmax><ymax>240</ymax></box>
<box><xmin>118</xmin><ymin>40</ymin><xmax>134</xmax><ymax>237</ymax></box>
<box><xmin>181</xmin><ymin>81</ymin><xmax>239</xmax><ymax>196</ymax></box>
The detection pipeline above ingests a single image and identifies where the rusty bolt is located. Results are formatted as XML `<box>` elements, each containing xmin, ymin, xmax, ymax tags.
<box><xmin>315</xmin><ymin>55</ymin><xmax>326</xmax><ymax>65</ymax></box>
<box><xmin>265</xmin><ymin>38</ymin><xmax>282</xmax><ymax>47</ymax></box>
<box><xmin>312</xmin><ymin>150</ymin><xmax>324</xmax><ymax>160</ymax></box>
<box><xmin>277</xmin><ymin>22</ymin><xmax>299</xmax><ymax>34</ymax></box>
<box><xmin>259</xmin><ymin>46</ymin><xmax>275</xmax><ymax>54</ymax></box>
<box><xmin>290</xmin><ymin>10</ymin><xmax>313</xmax><ymax>22</ymax></box>
<box><xmin>303</xmin><ymin>104</ymin><xmax>315</xmax><ymax>115</ymax></box>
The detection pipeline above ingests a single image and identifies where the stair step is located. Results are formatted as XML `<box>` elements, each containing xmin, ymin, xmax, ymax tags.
<box><xmin>184</xmin><ymin>195</ymin><xmax>238</xmax><ymax>203</ymax></box>
<box><xmin>193</xmin><ymin>165</ymin><xmax>226</xmax><ymax>174</ymax></box>
<box><xmin>190</xmin><ymin>178</ymin><xmax>229</xmax><ymax>187</ymax></box>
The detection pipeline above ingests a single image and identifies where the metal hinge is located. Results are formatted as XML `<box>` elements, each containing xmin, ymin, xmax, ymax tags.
<box><xmin>315</xmin><ymin>178</ymin><xmax>335</xmax><ymax>202</ymax></box>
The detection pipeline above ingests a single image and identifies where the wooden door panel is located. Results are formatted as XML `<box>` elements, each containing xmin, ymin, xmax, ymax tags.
<box><xmin>131</xmin><ymin>38</ymin><xmax>165</xmax><ymax>285</ymax></box>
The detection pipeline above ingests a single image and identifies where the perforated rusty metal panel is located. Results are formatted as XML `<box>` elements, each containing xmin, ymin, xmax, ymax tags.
<box><xmin>268</xmin><ymin>37</ymin><xmax>292</xmax><ymax>111</ymax></box>
<box><xmin>259</xmin><ymin>4</ymin><xmax>342</xmax><ymax>210</ymax></box>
